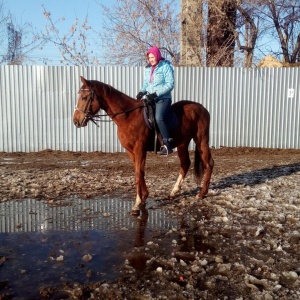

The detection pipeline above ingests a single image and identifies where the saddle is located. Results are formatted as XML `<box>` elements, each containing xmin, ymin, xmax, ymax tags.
<box><xmin>142</xmin><ymin>97</ymin><xmax>156</xmax><ymax>130</ymax></box>
<box><xmin>141</xmin><ymin>97</ymin><xmax>161</xmax><ymax>153</ymax></box>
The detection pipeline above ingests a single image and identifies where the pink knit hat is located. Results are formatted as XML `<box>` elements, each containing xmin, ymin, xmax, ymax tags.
<box><xmin>147</xmin><ymin>46</ymin><xmax>162</xmax><ymax>62</ymax></box>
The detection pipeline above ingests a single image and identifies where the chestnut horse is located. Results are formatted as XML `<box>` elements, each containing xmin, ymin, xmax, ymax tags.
<box><xmin>73</xmin><ymin>76</ymin><xmax>214</xmax><ymax>215</ymax></box>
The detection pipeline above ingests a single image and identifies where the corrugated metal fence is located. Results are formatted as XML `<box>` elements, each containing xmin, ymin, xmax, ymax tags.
<box><xmin>0</xmin><ymin>65</ymin><xmax>299</xmax><ymax>152</ymax></box>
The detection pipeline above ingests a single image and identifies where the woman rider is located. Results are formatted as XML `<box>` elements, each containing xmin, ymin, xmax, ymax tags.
<box><xmin>136</xmin><ymin>46</ymin><xmax>175</xmax><ymax>156</ymax></box>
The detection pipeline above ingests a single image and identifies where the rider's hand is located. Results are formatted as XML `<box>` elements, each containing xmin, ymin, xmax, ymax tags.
<box><xmin>136</xmin><ymin>92</ymin><xmax>146</xmax><ymax>100</ymax></box>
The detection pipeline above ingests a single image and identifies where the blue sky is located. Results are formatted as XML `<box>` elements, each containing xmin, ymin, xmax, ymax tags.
<box><xmin>4</xmin><ymin>0</ymin><xmax>113</xmax><ymax>64</ymax></box>
<box><xmin>3</xmin><ymin>1</ymin><xmax>282</xmax><ymax>66</ymax></box>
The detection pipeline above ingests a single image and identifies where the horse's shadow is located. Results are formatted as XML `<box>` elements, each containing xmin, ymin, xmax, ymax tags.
<box><xmin>154</xmin><ymin>162</ymin><xmax>300</xmax><ymax>203</ymax></box>
<box><xmin>212</xmin><ymin>162</ymin><xmax>300</xmax><ymax>190</ymax></box>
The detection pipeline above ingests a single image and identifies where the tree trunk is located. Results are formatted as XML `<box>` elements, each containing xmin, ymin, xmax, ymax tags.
<box><xmin>207</xmin><ymin>0</ymin><xmax>237</xmax><ymax>66</ymax></box>
<box><xmin>180</xmin><ymin>0</ymin><xmax>204</xmax><ymax>66</ymax></box>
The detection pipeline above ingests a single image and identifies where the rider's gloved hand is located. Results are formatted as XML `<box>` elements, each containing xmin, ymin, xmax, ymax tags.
<box><xmin>136</xmin><ymin>92</ymin><xmax>146</xmax><ymax>100</ymax></box>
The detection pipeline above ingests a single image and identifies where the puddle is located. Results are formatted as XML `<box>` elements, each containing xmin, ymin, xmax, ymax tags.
<box><xmin>0</xmin><ymin>197</ymin><xmax>177</xmax><ymax>299</ymax></box>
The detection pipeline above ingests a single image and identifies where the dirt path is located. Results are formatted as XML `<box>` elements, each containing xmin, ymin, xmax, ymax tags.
<box><xmin>1</xmin><ymin>148</ymin><xmax>300</xmax><ymax>299</ymax></box>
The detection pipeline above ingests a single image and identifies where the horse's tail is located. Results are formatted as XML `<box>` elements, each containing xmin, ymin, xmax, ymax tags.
<box><xmin>194</xmin><ymin>147</ymin><xmax>204</xmax><ymax>185</ymax></box>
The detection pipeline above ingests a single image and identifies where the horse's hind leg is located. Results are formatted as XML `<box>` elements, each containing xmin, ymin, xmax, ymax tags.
<box><xmin>196</xmin><ymin>139</ymin><xmax>214</xmax><ymax>199</ymax></box>
<box><xmin>169</xmin><ymin>145</ymin><xmax>191</xmax><ymax>199</ymax></box>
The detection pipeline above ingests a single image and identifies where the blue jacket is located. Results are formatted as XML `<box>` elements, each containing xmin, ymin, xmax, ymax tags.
<box><xmin>140</xmin><ymin>59</ymin><xmax>174</xmax><ymax>99</ymax></box>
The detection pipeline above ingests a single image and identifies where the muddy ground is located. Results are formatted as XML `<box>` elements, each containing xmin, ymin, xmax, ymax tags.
<box><xmin>0</xmin><ymin>147</ymin><xmax>300</xmax><ymax>299</ymax></box>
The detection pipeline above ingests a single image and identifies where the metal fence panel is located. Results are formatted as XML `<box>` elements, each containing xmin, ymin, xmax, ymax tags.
<box><xmin>0</xmin><ymin>66</ymin><xmax>299</xmax><ymax>152</ymax></box>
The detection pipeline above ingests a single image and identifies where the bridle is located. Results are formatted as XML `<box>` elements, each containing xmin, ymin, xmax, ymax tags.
<box><xmin>74</xmin><ymin>88</ymin><xmax>145</xmax><ymax>127</ymax></box>
<box><xmin>74</xmin><ymin>88</ymin><xmax>99</xmax><ymax>126</ymax></box>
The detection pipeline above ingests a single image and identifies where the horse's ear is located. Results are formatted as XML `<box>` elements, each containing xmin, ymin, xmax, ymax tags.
<box><xmin>80</xmin><ymin>76</ymin><xmax>87</xmax><ymax>85</ymax></box>
<box><xmin>80</xmin><ymin>76</ymin><xmax>92</xmax><ymax>87</ymax></box>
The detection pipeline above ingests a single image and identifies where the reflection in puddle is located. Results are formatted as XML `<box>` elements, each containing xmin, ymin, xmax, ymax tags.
<box><xmin>0</xmin><ymin>197</ymin><xmax>176</xmax><ymax>299</ymax></box>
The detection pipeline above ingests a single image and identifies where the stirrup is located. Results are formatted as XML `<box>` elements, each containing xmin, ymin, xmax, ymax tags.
<box><xmin>159</xmin><ymin>145</ymin><xmax>173</xmax><ymax>156</ymax></box>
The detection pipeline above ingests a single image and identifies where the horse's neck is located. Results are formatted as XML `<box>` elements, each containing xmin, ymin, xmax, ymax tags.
<box><xmin>99</xmin><ymin>84</ymin><xmax>135</xmax><ymax>119</ymax></box>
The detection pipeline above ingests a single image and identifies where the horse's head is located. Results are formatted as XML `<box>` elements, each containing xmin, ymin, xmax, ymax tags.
<box><xmin>73</xmin><ymin>76</ymin><xmax>101</xmax><ymax>128</ymax></box>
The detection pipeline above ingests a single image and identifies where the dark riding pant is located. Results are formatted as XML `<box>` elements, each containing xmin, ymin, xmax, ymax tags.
<box><xmin>155</xmin><ymin>98</ymin><xmax>172</xmax><ymax>141</ymax></box>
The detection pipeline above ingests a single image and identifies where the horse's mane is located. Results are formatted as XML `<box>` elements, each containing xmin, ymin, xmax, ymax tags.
<box><xmin>91</xmin><ymin>80</ymin><xmax>135</xmax><ymax>104</ymax></box>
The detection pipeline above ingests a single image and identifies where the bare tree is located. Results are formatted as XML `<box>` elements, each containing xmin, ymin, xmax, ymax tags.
<box><xmin>0</xmin><ymin>2</ymin><xmax>9</xmax><ymax>64</ymax></box>
<box><xmin>235</xmin><ymin>0</ymin><xmax>260</xmax><ymax>67</ymax></box>
<box><xmin>37</xmin><ymin>5</ymin><xmax>99</xmax><ymax>66</ymax></box>
<box><xmin>225</xmin><ymin>0</ymin><xmax>300</xmax><ymax>66</ymax></box>
<box><xmin>97</xmin><ymin>0</ymin><xmax>180</xmax><ymax>66</ymax></box>
<box><xmin>262</xmin><ymin>0</ymin><xmax>300</xmax><ymax>63</ymax></box>
<box><xmin>205</xmin><ymin>0</ymin><xmax>300</xmax><ymax>67</ymax></box>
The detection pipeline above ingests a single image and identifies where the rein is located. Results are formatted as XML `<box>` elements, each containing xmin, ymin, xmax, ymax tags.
<box><xmin>75</xmin><ymin>88</ymin><xmax>145</xmax><ymax>127</ymax></box>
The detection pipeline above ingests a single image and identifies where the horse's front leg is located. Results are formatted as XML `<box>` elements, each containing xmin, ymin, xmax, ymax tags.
<box><xmin>127</xmin><ymin>150</ymin><xmax>148</xmax><ymax>215</ymax></box>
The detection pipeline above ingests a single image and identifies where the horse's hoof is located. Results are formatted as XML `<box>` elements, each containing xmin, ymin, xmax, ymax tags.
<box><xmin>131</xmin><ymin>209</ymin><xmax>140</xmax><ymax>216</ymax></box>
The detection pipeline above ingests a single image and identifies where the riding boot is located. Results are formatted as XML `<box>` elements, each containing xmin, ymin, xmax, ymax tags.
<box><xmin>159</xmin><ymin>138</ymin><xmax>174</xmax><ymax>156</ymax></box>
